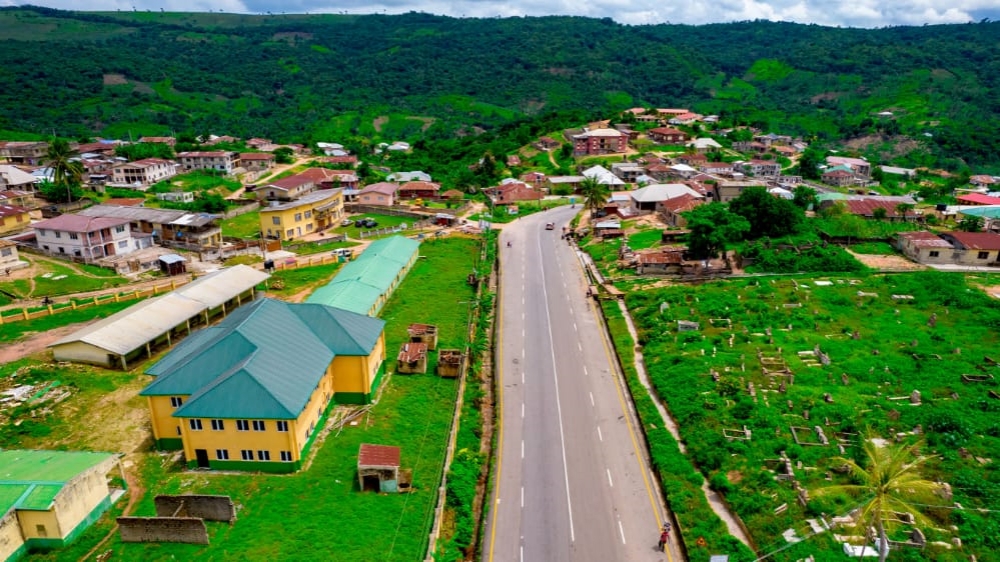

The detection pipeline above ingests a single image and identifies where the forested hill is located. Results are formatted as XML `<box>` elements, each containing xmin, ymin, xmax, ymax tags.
<box><xmin>1</xmin><ymin>7</ymin><xmax>999</xmax><ymax>169</ymax></box>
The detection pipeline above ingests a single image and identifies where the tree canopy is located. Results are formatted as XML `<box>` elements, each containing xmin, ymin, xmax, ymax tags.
<box><xmin>728</xmin><ymin>186</ymin><xmax>805</xmax><ymax>239</ymax></box>
<box><xmin>682</xmin><ymin>202</ymin><xmax>750</xmax><ymax>260</ymax></box>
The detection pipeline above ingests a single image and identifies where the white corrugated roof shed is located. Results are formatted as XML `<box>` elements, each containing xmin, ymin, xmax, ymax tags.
<box><xmin>50</xmin><ymin>265</ymin><xmax>269</xmax><ymax>356</ymax></box>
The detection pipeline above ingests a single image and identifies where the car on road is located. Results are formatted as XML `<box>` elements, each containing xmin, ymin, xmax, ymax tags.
<box><xmin>545</xmin><ymin>222</ymin><xmax>555</xmax><ymax>230</ymax></box>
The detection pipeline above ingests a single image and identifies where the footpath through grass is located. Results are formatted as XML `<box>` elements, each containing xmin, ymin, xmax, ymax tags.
<box><xmin>42</xmin><ymin>236</ymin><xmax>480</xmax><ymax>562</ymax></box>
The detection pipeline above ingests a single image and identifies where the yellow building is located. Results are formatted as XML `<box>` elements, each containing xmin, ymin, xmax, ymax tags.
<box><xmin>0</xmin><ymin>204</ymin><xmax>30</xmax><ymax>235</ymax></box>
<box><xmin>140</xmin><ymin>297</ymin><xmax>386</xmax><ymax>473</ymax></box>
<box><xmin>0</xmin><ymin>450</ymin><xmax>120</xmax><ymax>562</ymax></box>
<box><xmin>259</xmin><ymin>189</ymin><xmax>343</xmax><ymax>241</ymax></box>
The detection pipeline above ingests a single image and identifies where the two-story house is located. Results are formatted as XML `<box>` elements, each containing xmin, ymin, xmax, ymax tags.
<box><xmin>0</xmin><ymin>141</ymin><xmax>49</xmax><ymax>165</ymax></box>
<box><xmin>572</xmin><ymin>129</ymin><xmax>627</xmax><ymax>156</ymax></box>
<box><xmin>259</xmin><ymin>189</ymin><xmax>344</xmax><ymax>241</ymax></box>
<box><xmin>741</xmin><ymin>159</ymin><xmax>782</xmax><ymax>177</ymax></box>
<box><xmin>357</xmin><ymin>182</ymin><xmax>399</xmax><ymax>206</ymax></box>
<box><xmin>111</xmin><ymin>158</ymin><xmax>178</xmax><ymax>187</ymax></box>
<box><xmin>239</xmin><ymin>152</ymin><xmax>275</xmax><ymax>173</ymax></box>
<box><xmin>176</xmin><ymin>151</ymin><xmax>240</xmax><ymax>175</ymax></box>
<box><xmin>33</xmin><ymin>214</ymin><xmax>136</xmax><ymax>260</ymax></box>
<box><xmin>0</xmin><ymin>204</ymin><xmax>30</xmax><ymax>235</ymax></box>
<box><xmin>826</xmin><ymin>156</ymin><xmax>871</xmax><ymax>179</ymax></box>
<box><xmin>78</xmin><ymin>205</ymin><xmax>223</xmax><ymax>249</ymax></box>
<box><xmin>139</xmin><ymin>298</ymin><xmax>386</xmax><ymax>472</ymax></box>
<box><xmin>646</xmin><ymin>127</ymin><xmax>688</xmax><ymax>144</ymax></box>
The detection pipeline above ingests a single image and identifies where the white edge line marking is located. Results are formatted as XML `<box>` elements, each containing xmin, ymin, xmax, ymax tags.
<box><xmin>607</xmin><ymin>468</ymin><xmax>614</xmax><ymax>487</ymax></box>
<box><xmin>597</xmin><ymin>425</ymin><xmax>603</xmax><ymax>441</ymax></box>
<box><xmin>589</xmin><ymin>392</ymin><xmax>595</xmax><ymax>406</ymax></box>
<box><xmin>618</xmin><ymin>520</ymin><xmax>626</xmax><ymax>545</ymax></box>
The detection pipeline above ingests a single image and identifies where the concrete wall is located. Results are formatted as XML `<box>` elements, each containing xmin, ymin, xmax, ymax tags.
<box><xmin>154</xmin><ymin>496</ymin><xmax>235</xmax><ymax>522</ymax></box>
<box><xmin>0</xmin><ymin>509</ymin><xmax>27</xmax><ymax>562</ymax></box>
<box><xmin>181</xmin><ymin>414</ymin><xmax>299</xmax><ymax>467</ymax></box>
<box><xmin>50</xmin><ymin>341</ymin><xmax>115</xmax><ymax>368</ymax></box>
<box><xmin>117</xmin><ymin>517</ymin><xmax>208</xmax><ymax>544</ymax></box>
<box><xmin>52</xmin><ymin>466</ymin><xmax>112</xmax><ymax>540</ymax></box>
<box><xmin>148</xmin><ymin>395</ymin><xmax>186</xmax><ymax>448</ymax></box>
<box><xmin>15</xmin><ymin>510</ymin><xmax>60</xmax><ymax>541</ymax></box>
<box><xmin>955</xmin><ymin>248</ymin><xmax>1000</xmax><ymax>265</ymax></box>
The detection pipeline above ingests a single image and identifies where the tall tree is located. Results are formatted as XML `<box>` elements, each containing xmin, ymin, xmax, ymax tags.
<box><xmin>958</xmin><ymin>215</ymin><xmax>985</xmax><ymax>232</ymax></box>
<box><xmin>815</xmin><ymin>439</ymin><xmax>943</xmax><ymax>562</ymax></box>
<box><xmin>797</xmin><ymin>147</ymin><xmax>825</xmax><ymax>180</ymax></box>
<box><xmin>44</xmin><ymin>138</ymin><xmax>83</xmax><ymax>193</ymax></box>
<box><xmin>682</xmin><ymin>202</ymin><xmax>750</xmax><ymax>260</ymax></box>
<box><xmin>792</xmin><ymin>185</ymin><xmax>818</xmax><ymax>210</ymax></box>
<box><xmin>728</xmin><ymin>186</ymin><xmax>804</xmax><ymax>239</ymax></box>
<box><xmin>579</xmin><ymin>176</ymin><xmax>610</xmax><ymax>217</ymax></box>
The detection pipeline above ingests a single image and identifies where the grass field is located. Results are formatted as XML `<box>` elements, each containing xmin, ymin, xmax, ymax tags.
<box><xmin>623</xmin><ymin>271</ymin><xmax>1000</xmax><ymax>560</ymax></box>
<box><xmin>333</xmin><ymin>213</ymin><xmax>419</xmax><ymax>239</ymax></box>
<box><xmin>220</xmin><ymin>210</ymin><xmax>262</xmax><ymax>238</ymax></box>
<box><xmin>17</xmin><ymin>237</ymin><xmax>480</xmax><ymax>562</ymax></box>
<box><xmin>0</xmin><ymin>258</ymin><xmax>128</xmax><ymax>299</ymax></box>
<box><xmin>149</xmin><ymin>170</ymin><xmax>241</xmax><ymax>196</ymax></box>
<box><xmin>0</xmin><ymin>299</ymin><xmax>140</xmax><ymax>343</ymax></box>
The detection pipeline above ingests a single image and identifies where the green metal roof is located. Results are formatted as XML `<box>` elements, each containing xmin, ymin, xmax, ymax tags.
<box><xmin>957</xmin><ymin>206</ymin><xmax>1000</xmax><ymax>219</ymax></box>
<box><xmin>305</xmin><ymin>236</ymin><xmax>419</xmax><ymax>317</ymax></box>
<box><xmin>0</xmin><ymin>450</ymin><xmax>116</xmax><ymax>514</ymax></box>
<box><xmin>141</xmin><ymin>298</ymin><xmax>384</xmax><ymax>420</ymax></box>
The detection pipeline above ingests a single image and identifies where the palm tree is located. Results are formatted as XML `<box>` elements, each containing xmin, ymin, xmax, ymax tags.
<box><xmin>44</xmin><ymin>139</ymin><xmax>83</xmax><ymax>198</ymax></box>
<box><xmin>816</xmin><ymin>438</ymin><xmax>943</xmax><ymax>562</ymax></box>
<box><xmin>579</xmin><ymin>176</ymin><xmax>610</xmax><ymax>218</ymax></box>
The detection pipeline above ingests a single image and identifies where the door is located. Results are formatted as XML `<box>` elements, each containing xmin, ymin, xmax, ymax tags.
<box><xmin>194</xmin><ymin>449</ymin><xmax>209</xmax><ymax>468</ymax></box>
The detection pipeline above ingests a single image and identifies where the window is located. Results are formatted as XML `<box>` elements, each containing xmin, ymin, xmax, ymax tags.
<box><xmin>929</xmin><ymin>251</ymin><xmax>939</xmax><ymax>258</ymax></box>
<box><xmin>170</xmin><ymin>396</ymin><xmax>184</xmax><ymax>408</ymax></box>
<box><xmin>272</xmin><ymin>216</ymin><xmax>280</xmax><ymax>225</ymax></box>
<box><xmin>216</xmin><ymin>449</ymin><xmax>230</xmax><ymax>460</ymax></box>
<box><xmin>115</xmin><ymin>225</ymin><xmax>126</xmax><ymax>233</ymax></box>
<box><xmin>294</xmin><ymin>213</ymin><xmax>302</xmax><ymax>221</ymax></box>
<box><xmin>241</xmin><ymin>449</ymin><xmax>253</xmax><ymax>461</ymax></box>
<box><xmin>43</xmin><ymin>245</ymin><xmax>49</xmax><ymax>251</ymax></box>
<box><xmin>304</xmin><ymin>210</ymin><xmax>312</xmax><ymax>219</ymax></box>
<box><xmin>36</xmin><ymin>524</ymin><xmax>47</xmax><ymax>537</ymax></box>
<box><xmin>236</xmin><ymin>419</ymin><xmax>250</xmax><ymax>431</ymax></box>
<box><xmin>280</xmin><ymin>451</ymin><xmax>292</xmax><ymax>462</ymax></box>
<box><xmin>54</xmin><ymin>231</ymin><xmax>61</xmax><ymax>238</ymax></box>
<box><xmin>118</xmin><ymin>240</ymin><xmax>128</xmax><ymax>248</ymax></box>
<box><xmin>176</xmin><ymin>426</ymin><xmax>181</xmax><ymax>435</ymax></box>
<box><xmin>286</xmin><ymin>229</ymin><xmax>294</xmax><ymax>237</ymax></box>
<box><xmin>306</xmin><ymin>223</ymin><xmax>313</xmax><ymax>231</ymax></box>
<box><xmin>252</xmin><ymin>420</ymin><xmax>266</xmax><ymax>431</ymax></box>
<box><xmin>257</xmin><ymin>450</ymin><xmax>271</xmax><ymax>461</ymax></box>
<box><xmin>276</xmin><ymin>420</ymin><xmax>289</xmax><ymax>432</ymax></box>
<box><xmin>188</xmin><ymin>419</ymin><xmax>203</xmax><ymax>430</ymax></box>
<box><xmin>69</xmin><ymin>233</ymin><xmax>79</xmax><ymax>240</ymax></box>
<box><xmin>211</xmin><ymin>419</ymin><xmax>225</xmax><ymax>431</ymax></box>
<box><xmin>38</xmin><ymin>229</ymin><xmax>46</xmax><ymax>236</ymax></box>
<box><xmin>978</xmin><ymin>251</ymin><xmax>990</xmax><ymax>260</ymax></box>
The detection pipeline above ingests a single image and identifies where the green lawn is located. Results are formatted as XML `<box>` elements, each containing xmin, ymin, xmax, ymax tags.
<box><xmin>468</xmin><ymin>197</ymin><xmax>573</xmax><ymax>224</ymax></box>
<box><xmin>0</xmin><ymin>299</ymin><xmax>140</xmax><ymax>343</ymax></box>
<box><xmin>260</xmin><ymin>262</ymin><xmax>342</xmax><ymax>297</ymax></box>
<box><xmin>286</xmin><ymin>239</ymin><xmax>359</xmax><ymax>256</ymax></box>
<box><xmin>149</xmin><ymin>170</ymin><xmax>241</xmax><ymax>196</ymax></box>
<box><xmin>627</xmin><ymin>228</ymin><xmax>662</xmax><ymax>250</ymax></box>
<box><xmin>333</xmin><ymin>213</ymin><xmax>419</xmax><ymax>239</ymax></box>
<box><xmin>0</xmin><ymin>259</ymin><xmax>128</xmax><ymax>299</ymax></box>
<box><xmin>220</xmin><ymin>210</ymin><xmax>262</xmax><ymax>238</ymax></box>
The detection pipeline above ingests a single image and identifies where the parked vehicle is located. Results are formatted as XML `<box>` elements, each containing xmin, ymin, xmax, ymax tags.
<box><xmin>363</xmin><ymin>219</ymin><xmax>378</xmax><ymax>228</ymax></box>
<box><xmin>545</xmin><ymin>222</ymin><xmax>555</xmax><ymax>230</ymax></box>
<box><xmin>341</xmin><ymin>218</ymin><xmax>353</xmax><ymax>226</ymax></box>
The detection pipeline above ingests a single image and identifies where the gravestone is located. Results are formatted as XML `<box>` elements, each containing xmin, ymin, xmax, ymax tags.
<box><xmin>823</xmin><ymin>393</ymin><xmax>834</xmax><ymax>403</ymax></box>
<box><xmin>928</xmin><ymin>313</ymin><xmax>937</xmax><ymax>328</ymax></box>
<box><xmin>910</xmin><ymin>390</ymin><xmax>921</xmax><ymax>405</ymax></box>
<box><xmin>841</xmin><ymin>373</ymin><xmax>849</xmax><ymax>385</ymax></box>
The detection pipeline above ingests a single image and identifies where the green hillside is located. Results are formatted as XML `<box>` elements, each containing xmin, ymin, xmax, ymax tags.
<box><xmin>1</xmin><ymin>7</ymin><xmax>999</xmax><ymax>170</ymax></box>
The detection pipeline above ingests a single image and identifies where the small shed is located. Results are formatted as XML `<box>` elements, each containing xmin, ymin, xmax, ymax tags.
<box><xmin>408</xmin><ymin>323</ymin><xmax>438</xmax><ymax>350</ymax></box>
<box><xmin>397</xmin><ymin>342</ymin><xmax>428</xmax><ymax>374</ymax></box>
<box><xmin>437</xmin><ymin>349</ymin><xmax>466</xmax><ymax>378</ymax></box>
<box><xmin>158</xmin><ymin>254</ymin><xmax>187</xmax><ymax>276</ymax></box>
<box><xmin>433</xmin><ymin>213</ymin><xmax>458</xmax><ymax>227</ymax></box>
<box><xmin>358</xmin><ymin>444</ymin><xmax>402</xmax><ymax>493</ymax></box>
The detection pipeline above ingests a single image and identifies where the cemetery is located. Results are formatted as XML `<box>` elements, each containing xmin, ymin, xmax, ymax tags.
<box><xmin>625</xmin><ymin>270</ymin><xmax>1000</xmax><ymax>560</ymax></box>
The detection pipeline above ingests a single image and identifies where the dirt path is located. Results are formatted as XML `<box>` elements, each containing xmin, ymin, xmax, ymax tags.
<box><xmin>79</xmin><ymin>456</ymin><xmax>146</xmax><ymax>562</ymax></box>
<box><xmin>0</xmin><ymin>322</ymin><xmax>95</xmax><ymax>364</ymax></box>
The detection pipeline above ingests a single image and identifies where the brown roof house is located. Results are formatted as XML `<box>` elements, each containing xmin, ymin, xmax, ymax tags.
<box><xmin>239</xmin><ymin>152</ymin><xmax>275</xmax><ymax>172</ymax></box>
<box><xmin>398</xmin><ymin>181</ymin><xmax>440</xmax><ymax>200</ymax></box>
<box><xmin>572</xmin><ymin>128</ymin><xmax>627</xmax><ymax>156</ymax></box>
<box><xmin>32</xmin><ymin>214</ymin><xmax>138</xmax><ymax>260</ymax></box>
<box><xmin>647</xmin><ymin>127</ymin><xmax>687</xmax><ymax>144</ymax></box>
<box><xmin>895</xmin><ymin>231</ymin><xmax>954</xmax><ymax>265</ymax></box>
<box><xmin>493</xmin><ymin>182</ymin><xmax>543</xmax><ymax>205</ymax></box>
<box><xmin>358</xmin><ymin>182</ymin><xmax>399</xmax><ymax>206</ymax></box>
<box><xmin>940</xmin><ymin>231</ymin><xmax>1000</xmax><ymax>266</ymax></box>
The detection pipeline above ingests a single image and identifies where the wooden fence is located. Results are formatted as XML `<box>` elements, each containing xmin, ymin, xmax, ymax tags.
<box><xmin>0</xmin><ymin>279</ymin><xmax>190</xmax><ymax>325</ymax></box>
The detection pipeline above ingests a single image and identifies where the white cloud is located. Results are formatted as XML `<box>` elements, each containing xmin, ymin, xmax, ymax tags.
<box><xmin>12</xmin><ymin>0</ymin><xmax>999</xmax><ymax>26</ymax></box>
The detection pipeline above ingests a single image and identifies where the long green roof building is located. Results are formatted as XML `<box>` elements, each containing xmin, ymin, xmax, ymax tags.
<box><xmin>307</xmin><ymin>235</ymin><xmax>419</xmax><ymax>316</ymax></box>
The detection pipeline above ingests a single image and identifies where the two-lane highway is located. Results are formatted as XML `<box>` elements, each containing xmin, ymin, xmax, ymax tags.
<box><xmin>485</xmin><ymin>206</ymin><xmax>683</xmax><ymax>561</ymax></box>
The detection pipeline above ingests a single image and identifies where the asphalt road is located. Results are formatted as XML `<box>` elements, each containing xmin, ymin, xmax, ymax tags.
<box><xmin>484</xmin><ymin>207</ymin><xmax>683</xmax><ymax>562</ymax></box>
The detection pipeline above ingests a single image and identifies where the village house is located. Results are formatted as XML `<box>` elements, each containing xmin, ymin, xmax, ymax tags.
<box><xmin>77</xmin><ymin>205</ymin><xmax>223</xmax><ymax>249</ymax></box>
<box><xmin>0</xmin><ymin>450</ymin><xmax>121</xmax><ymax>561</ymax></box>
<box><xmin>520</xmin><ymin>171</ymin><xmax>547</xmax><ymax>188</ymax></box>
<box><xmin>970</xmin><ymin>175</ymin><xmax>997</xmax><ymax>191</ymax></box>
<box><xmin>535</xmin><ymin>136</ymin><xmax>561</xmax><ymax>151</ymax></box>
<box><xmin>655</xmin><ymin>108</ymin><xmax>690</xmax><ymax>117</ymax></box>
<box><xmin>239</xmin><ymin>152</ymin><xmax>275</xmax><ymax>172</ymax></box>
<box><xmin>493</xmin><ymin>181</ymin><xmax>543</xmax><ymax>204</ymax></box>
<box><xmin>646</xmin><ymin>127</ymin><xmax>687</xmax><ymax>144</ymax></box>
<box><xmin>668</xmin><ymin>112</ymin><xmax>702</xmax><ymax>126</ymax></box>
<box><xmin>74</xmin><ymin>141</ymin><xmax>119</xmax><ymax>157</ymax></box>
<box><xmin>111</xmin><ymin>158</ymin><xmax>178</xmax><ymax>187</ymax></box>
<box><xmin>398</xmin><ymin>181</ymin><xmax>440</xmax><ymax>200</ymax></box>
<box><xmin>699</xmin><ymin>161</ymin><xmax>734</xmax><ymax>175</ymax></box>
<box><xmin>939</xmin><ymin>231</ymin><xmax>1000</xmax><ymax>265</ymax></box>
<box><xmin>753</xmin><ymin>133</ymin><xmax>793</xmax><ymax>147</ymax></box>
<box><xmin>32</xmin><ymin>214</ymin><xmax>138</xmax><ymax>260</ymax></box>
<box><xmin>506</xmin><ymin>155</ymin><xmax>521</xmax><ymax>167</ymax></box>
<box><xmin>0</xmin><ymin>189</ymin><xmax>34</xmax><ymax>208</ymax></box>
<box><xmin>895</xmin><ymin>231</ymin><xmax>955</xmax><ymax>265</ymax></box>
<box><xmin>821</xmin><ymin>168</ymin><xmax>858</xmax><ymax>187</ymax></box>
<box><xmin>320</xmin><ymin>155</ymin><xmax>359</xmax><ymax>167</ymax></box>
<box><xmin>0</xmin><ymin>141</ymin><xmax>48</xmax><ymax>165</ymax></box>
<box><xmin>176</xmin><ymin>151</ymin><xmax>240</xmax><ymax>175</ymax></box>
<box><xmin>611</xmin><ymin>162</ymin><xmax>645</xmax><ymax>183</ymax></box>
<box><xmin>0</xmin><ymin>165</ymin><xmax>39</xmax><ymax>191</ymax></box>
<box><xmin>0</xmin><ymin>204</ymin><xmax>30</xmax><ymax>235</ymax></box>
<box><xmin>821</xmin><ymin>197</ymin><xmax>919</xmax><ymax>221</ymax></box>
<box><xmin>583</xmin><ymin>165</ymin><xmax>627</xmax><ymax>187</ymax></box>
<box><xmin>826</xmin><ymin>155</ymin><xmax>871</xmax><ymax>179</ymax></box>
<box><xmin>246</xmin><ymin>138</ymin><xmax>272</xmax><ymax>150</ymax></box>
<box><xmin>572</xmin><ymin>128</ymin><xmax>627</xmax><ymax>156</ymax></box>
<box><xmin>880</xmin><ymin>166</ymin><xmax>916</xmax><ymax>179</ymax></box>
<box><xmin>740</xmin><ymin>159</ymin><xmax>782</xmax><ymax>177</ymax></box>
<box><xmin>635</xmin><ymin>248</ymin><xmax>685</xmax><ymax>275</ymax></box>
<box><xmin>317</xmin><ymin>169</ymin><xmax>359</xmax><ymax>190</ymax></box>
<box><xmin>260</xmin><ymin>189</ymin><xmax>343</xmax><ymax>240</ymax></box>
<box><xmin>547</xmin><ymin>176</ymin><xmax>585</xmax><ymax>192</ymax></box>
<box><xmin>307</xmin><ymin>236</ymin><xmax>419</xmax><ymax>317</ymax></box>
<box><xmin>686</xmin><ymin>138</ymin><xmax>723</xmax><ymax>153</ymax></box>
<box><xmin>258</xmin><ymin>175</ymin><xmax>318</xmax><ymax>202</ymax></box>
<box><xmin>629</xmin><ymin>183</ymin><xmax>704</xmax><ymax>214</ymax></box>
<box><xmin>956</xmin><ymin>193</ymin><xmax>1000</xmax><ymax>206</ymax></box>
<box><xmin>138</xmin><ymin>136</ymin><xmax>176</xmax><ymax>147</ymax></box>
<box><xmin>717</xmin><ymin>180</ymin><xmax>767</xmax><ymax>202</ymax></box>
<box><xmin>659</xmin><ymin>194</ymin><xmax>704</xmax><ymax>227</ymax></box>
<box><xmin>139</xmin><ymin>298</ymin><xmax>386</xmax><ymax>472</ymax></box>
<box><xmin>386</xmin><ymin>171</ymin><xmax>431</xmax><ymax>183</ymax></box>
<box><xmin>358</xmin><ymin>182</ymin><xmax>399</xmax><ymax>206</ymax></box>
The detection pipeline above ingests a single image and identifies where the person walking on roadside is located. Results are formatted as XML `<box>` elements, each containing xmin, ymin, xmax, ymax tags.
<box><xmin>658</xmin><ymin>523</ymin><xmax>671</xmax><ymax>552</ymax></box>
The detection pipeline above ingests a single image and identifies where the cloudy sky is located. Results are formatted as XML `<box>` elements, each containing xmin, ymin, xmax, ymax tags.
<box><xmin>6</xmin><ymin>0</ymin><xmax>1000</xmax><ymax>27</ymax></box>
